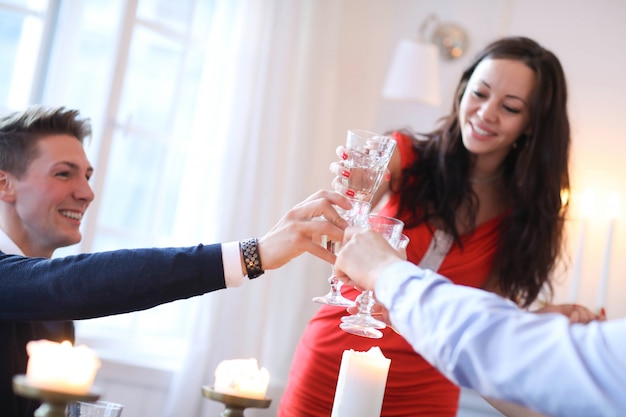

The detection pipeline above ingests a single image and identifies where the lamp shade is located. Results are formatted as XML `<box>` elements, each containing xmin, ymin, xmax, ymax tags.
<box><xmin>381</xmin><ymin>39</ymin><xmax>441</xmax><ymax>106</ymax></box>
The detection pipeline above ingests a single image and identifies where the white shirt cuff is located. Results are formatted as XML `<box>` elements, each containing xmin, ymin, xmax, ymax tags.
<box><xmin>222</xmin><ymin>241</ymin><xmax>245</xmax><ymax>288</ymax></box>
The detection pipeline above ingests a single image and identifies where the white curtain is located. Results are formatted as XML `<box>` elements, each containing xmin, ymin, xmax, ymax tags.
<box><xmin>162</xmin><ymin>0</ymin><xmax>394</xmax><ymax>415</ymax></box>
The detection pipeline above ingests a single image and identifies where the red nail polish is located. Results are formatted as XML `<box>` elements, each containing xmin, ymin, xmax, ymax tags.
<box><xmin>342</xmin><ymin>169</ymin><xmax>350</xmax><ymax>178</ymax></box>
<box><xmin>341</xmin><ymin>151</ymin><xmax>348</xmax><ymax>160</ymax></box>
<box><xmin>601</xmin><ymin>307</ymin><xmax>606</xmax><ymax>317</ymax></box>
<box><xmin>384</xmin><ymin>171</ymin><xmax>391</xmax><ymax>181</ymax></box>
<box><xmin>346</xmin><ymin>189</ymin><xmax>355</xmax><ymax>197</ymax></box>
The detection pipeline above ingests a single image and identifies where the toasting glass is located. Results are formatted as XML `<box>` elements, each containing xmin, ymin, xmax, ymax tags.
<box><xmin>341</xmin><ymin>129</ymin><xmax>397</xmax><ymax>202</ymax></box>
<box><xmin>312</xmin><ymin>199</ymin><xmax>370</xmax><ymax>307</ymax></box>
<box><xmin>340</xmin><ymin>214</ymin><xmax>404</xmax><ymax>338</ymax></box>
<box><xmin>313</xmin><ymin>129</ymin><xmax>396</xmax><ymax>307</ymax></box>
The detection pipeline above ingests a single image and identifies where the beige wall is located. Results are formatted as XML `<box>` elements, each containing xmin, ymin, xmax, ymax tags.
<box><xmin>352</xmin><ymin>0</ymin><xmax>626</xmax><ymax>319</ymax></box>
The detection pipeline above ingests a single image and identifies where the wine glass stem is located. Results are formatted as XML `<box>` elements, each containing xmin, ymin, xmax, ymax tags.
<box><xmin>356</xmin><ymin>291</ymin><xmax>375</xmax><ymax>316</ymax></box>
<box><xmin>328</xmin><ymin>269</ymin><xmax>343</xmax><ymax>294</ymax></box>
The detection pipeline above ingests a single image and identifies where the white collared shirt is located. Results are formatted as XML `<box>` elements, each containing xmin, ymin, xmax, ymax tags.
<box><xmin>375</xmin><ymin>261</ymin><xmax>626</xmax><ymax>417</ymax></box>
<box><xmin>0</xmin><ymin>228</ymin><xmax>25</xmax><ymax>256</ymax></box>
<box><xmin>221</xmin><ymin>241</ymin><xmax>246</xmax><ymax>287</ymax></box>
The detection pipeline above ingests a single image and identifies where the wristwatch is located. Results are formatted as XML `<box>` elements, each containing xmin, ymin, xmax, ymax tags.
<box><xmin>239</xmin><ymin>237</ymin><xmax>264</xmax><ymax>279</ymax></box>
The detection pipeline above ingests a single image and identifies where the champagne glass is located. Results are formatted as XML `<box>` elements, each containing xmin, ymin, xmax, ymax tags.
<box><xmin>345</xmin><ymin>234</ymin><xmax>410</xmax><ymax>318</ymax></box>
<box><xmin>314</xmin><ymin>129</ymin><xmax>396</xmax><ymax>307</ymax></box>
<box><xmin>67</xmin><ymin>400</ymin><xmax>124</xmax><ymax>417</ymax></box>
<box><xmin>312</xmin><ymin>199</ymin><xmax>370</xmax><ymax>307</ymax></box>
<box><xmin>340</xmin><ymin>215</ymin><xmax>404</xmax><ymax>338</ymax></box>
<box><xmin>342</xmin><ymin>129</ymin><xmax>397</xmax><ymax>203</ymax></box>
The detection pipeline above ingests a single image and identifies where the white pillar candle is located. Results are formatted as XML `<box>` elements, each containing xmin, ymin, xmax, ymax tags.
<box><xmin>596</xmin><ymin>193</ymin><xmax>619</xmax><ymax>310</ymax></box>
<box><xmin>568</xmin><ymin>219</ymin><xmax>587</xmax><ymax>303</ymax></box>
<box><xmin>331</xmin><ymin>346</ymin><xmax>391</xmax><ymax>417</ymax></box>
<box><xmin>213</xmin><ymin>358</ymin><xmax>270</xmax><ymax>399</ymax></box>
<box><xmin>568</xmin><ymin>189</ymin><xmax>593</xmax><ymax>303</ymax></box>
<box><xmin>26</xmin><ymin>340</ymin><xmax>101</xmax><ymax>394</ymax></box>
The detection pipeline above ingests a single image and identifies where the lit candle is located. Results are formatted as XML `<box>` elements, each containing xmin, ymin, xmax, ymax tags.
<box><xmin>568</xmin><ymin>189</ymin><xmax>593</xmax><ymax>303</ymax></box>
<box><xmin>213</xmin><ymin>358</ymin><xmax>270</xmax><ymax>399</ymax></box>
<box><xmin>26</xmin><ymin>340</ymin><xmax>101</xmax><ymax>394</ymax></box>
<box><xmin>596</xmin><ymin>193</ymin><xmax>619</xmax><ymax>310</ymax></box>
<box><xmin>331</xmin><ymin>346</ymin><xmax>391</xmax><ymax>417</ymax></box>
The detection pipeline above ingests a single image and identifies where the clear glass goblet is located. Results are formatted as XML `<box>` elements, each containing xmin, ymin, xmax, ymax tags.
<box><xmin>312</xmin><ymin>199</ymin><xmax>371</xmax><ymax>307</ymax></box>
<box><xmin>344</xmin><ymin>233</ymin><xmax>409</xmax><ymax>320</ymax></box>
<box><xmin>342</xmin><ymin>129</ymin><xmax>397</xmax><ymax>203</ymax></box>
<box><xmin>339</xmin><ymin>215</ymin><xmax>404</xmax><ymax>338</ymax></box>
<box><xmin>315</xmin><ymin>129</ymin><xmax>396</xmax><ymax>308</ymax></box>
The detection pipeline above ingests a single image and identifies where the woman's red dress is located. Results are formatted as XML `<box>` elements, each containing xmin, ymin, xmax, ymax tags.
<box><xmin>278</xmin><ymin>132</ymin><xmax>502</xmax><ymax>416</ymax></box>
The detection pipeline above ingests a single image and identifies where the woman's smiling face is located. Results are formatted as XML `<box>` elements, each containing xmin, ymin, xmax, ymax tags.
<box><xmin>459</xmin><ymin>58</ymin><xmax>536</xmax><ymax>165</ymax></box>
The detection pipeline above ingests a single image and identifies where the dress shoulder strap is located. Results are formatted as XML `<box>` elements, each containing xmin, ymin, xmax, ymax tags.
<box><xmin>418</xmin><ymin>229</ymin><xmax>454</xmax><ymax>272</ymax></box>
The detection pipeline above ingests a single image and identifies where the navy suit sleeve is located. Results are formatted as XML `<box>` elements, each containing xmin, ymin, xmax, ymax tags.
<box><xmin>0</xmin><ymin>244</ymin><xmax>227</xmax><ymax>320</ymax></box>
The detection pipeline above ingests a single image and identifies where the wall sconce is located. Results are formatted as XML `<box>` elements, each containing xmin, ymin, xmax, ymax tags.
<box><xmin>382</xmin><ymin>14</ymin><xmax>468</xmax><ymax>106</ymax></box>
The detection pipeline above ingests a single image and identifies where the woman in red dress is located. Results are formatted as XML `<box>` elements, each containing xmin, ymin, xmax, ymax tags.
<box><xmin>278</xmin><ymin>37</ymin><xmax>599</xmax><ymax>416</ymax></box>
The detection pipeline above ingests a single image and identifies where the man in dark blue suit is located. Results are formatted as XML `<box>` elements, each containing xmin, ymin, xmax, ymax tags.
<box><xmin>0</xmin><ymin>105</ymin><xmax>350</xmax><ymax>417</ymax></box>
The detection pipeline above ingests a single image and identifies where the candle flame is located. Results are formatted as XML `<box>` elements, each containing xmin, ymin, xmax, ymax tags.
<box><xmin>560</xmin><ymin>189</ymin><xmax>570</xmax><ymax>207</ymax></box>
<box><xmin>607</xmin><ymin>193</ymin><xmax>620</xmax><ymax>219</ymax></box>
<box><xmin>579</xmin><ymin>189</ymin><xmax>595</xmax><ymax>219</ymax></box>
<box><xmin>25</xmin><ymin>339</ymin><xmax>100</xmax><ymax>394</ymax></box>
<box><xmin>214</xmin><ymin>358</ymin><xmax>270</xmax><ymax>399</ymax></box>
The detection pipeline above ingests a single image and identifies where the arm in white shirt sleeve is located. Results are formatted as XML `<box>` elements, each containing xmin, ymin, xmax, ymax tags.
<box><xmin>375</xmin><ymin>261</ymin><xmax>626</xmax><ymax>417</ymax></box>
<box><xmin>221</xmin><ymin>241</ymin><xmax>245</xmax><ymax>287</ymax></box>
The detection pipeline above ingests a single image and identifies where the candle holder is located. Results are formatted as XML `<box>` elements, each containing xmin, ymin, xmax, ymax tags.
<box><xmin>12</xmin><ymin>375</ymin><xmax>100</xmax><ymax>417</ymax></box>
<box><xmin>202</xmin><ymin>386</ymin><xmax>271</xmax><ymax>417</ymax></box>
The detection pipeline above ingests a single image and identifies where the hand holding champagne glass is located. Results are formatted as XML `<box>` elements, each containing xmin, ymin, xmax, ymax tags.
<box><xmin>313</xmin><ymin>129</ymin><xmax>396</xmax><ymax>307</ymax></box>
<box><xmin>312</xmin><ymin>199</ymin><xmax>370</xmax><ymax>307</ymax></box>
<box><xmin>339</xmin><ymin>214</ymin><xmax>405</xmax><ymax>339</ymax></box>
<box><xmin>341</xmin><ymin>129</ymin><xmax>396</xmax><ymax>202</ymax></box>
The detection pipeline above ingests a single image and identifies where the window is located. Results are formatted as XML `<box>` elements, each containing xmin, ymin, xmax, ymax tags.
<box><xmin>0</xmin><ymin>0</ymin><xmax>48</xmax><ymax>109</ymax></box>
<box><xmin>0</xmin><ymin>0</ymin><xmax>220</xmax><ymax>363</ymax></box>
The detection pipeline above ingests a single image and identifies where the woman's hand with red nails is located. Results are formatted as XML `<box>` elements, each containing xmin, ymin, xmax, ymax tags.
<box><xmin>329</xmin><ymin>145</ymin><xmax>391</xmax><ymax>199</ymax></box>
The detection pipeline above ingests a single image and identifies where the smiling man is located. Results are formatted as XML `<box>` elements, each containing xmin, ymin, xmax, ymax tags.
<box><xmin>0</xmin><ymin>109</ymin><xmax>94</xmax><ymax>258</ymax></box>
<box><xmin>0</xmin><ymin>106</ymin><xmax>354</xmax><ymax>417</ymax></box>
<box><xmin>0</xmin><ymin>106</ymin><xmax>94</xmax><ymax>416</ymax></box>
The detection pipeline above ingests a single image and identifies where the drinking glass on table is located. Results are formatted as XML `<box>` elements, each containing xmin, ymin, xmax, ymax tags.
<box><xmin>67</xmin><ymin>400</ymin><xmax>124</xmax><ymax>417</ymax></box>
<box><xmin>340</xmin><ymin>214</ymin><xmax>404</xmax><ymax>339</ymax></box>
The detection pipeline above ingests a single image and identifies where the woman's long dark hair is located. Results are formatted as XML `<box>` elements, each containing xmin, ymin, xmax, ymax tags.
<box><xmin>395</xmin><ymin>37</ymin><xmax>570</xmax><ymax>307</ymax></box>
